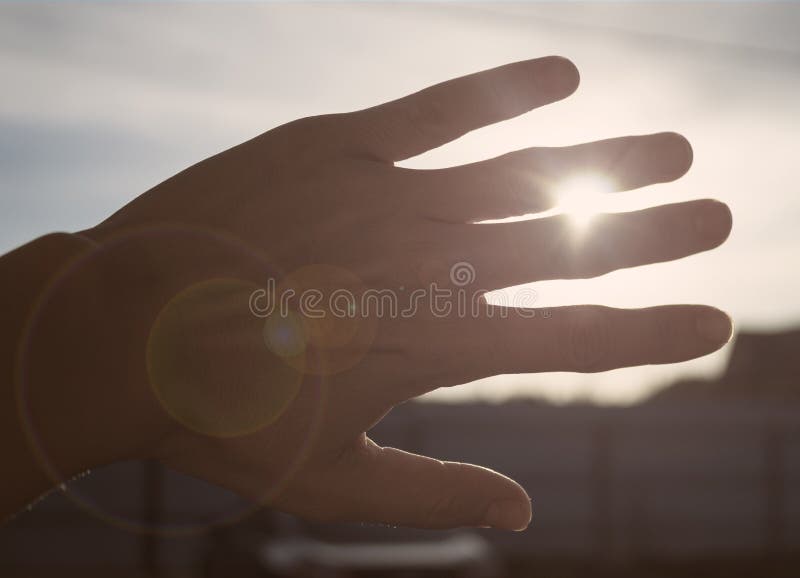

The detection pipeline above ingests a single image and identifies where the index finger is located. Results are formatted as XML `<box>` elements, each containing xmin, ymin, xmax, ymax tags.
<box><xmin>347</xmin><ymin>56</ymin><xmax>580</xmax><ymax>162</ymax></box>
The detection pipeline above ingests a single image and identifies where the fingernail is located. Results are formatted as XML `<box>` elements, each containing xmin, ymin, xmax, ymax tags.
<box><xmin>485</xmin><ymin>500</ymin><xmax>531</xmax><ymax>532</ymax></box>
<box><xmin>694</xmin><ymin>201</ymin><xmax>732</xmax><ymax>242</ymax></box>
<box><xmin>696</xmin><ymin>310</ymin><xmax>733</xmax><ymax>344</ymax></box>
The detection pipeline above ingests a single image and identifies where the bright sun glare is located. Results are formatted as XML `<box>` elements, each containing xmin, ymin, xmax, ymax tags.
<box><xmin>554</xmin><ymin>173</ymin><xmax>616</xmax><ymax>228</ymax></box>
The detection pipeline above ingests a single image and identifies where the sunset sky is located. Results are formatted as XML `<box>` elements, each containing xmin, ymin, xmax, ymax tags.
<box><xmin>2</xmin><ymin>2</ymin><xmax>798</xmax><ymax>404</ymax></box>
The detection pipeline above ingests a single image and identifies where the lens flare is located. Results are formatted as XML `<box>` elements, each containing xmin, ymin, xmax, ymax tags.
<box><xmin>554</xmin><ymin>173</ymin><xmax>615</xmax><ymax>228</ymax></box>
<box><xmin>147</xmin><ymin>278</ymin><xmax>304</xmax><ymax>438</ymax></box>
<box><xmin>263</xmin><ymin>311</ymin><xmax>307</xmax><ymax>358</ymax></box>
<box><xmin>276</xmin><ymin>264</ymin><xmax>378</xmax><ymax>376</ymax></box>
<box><xmin>15</xmin><ymin>225</ymin><xmax>327</xmax><ymax>535</ymax></box>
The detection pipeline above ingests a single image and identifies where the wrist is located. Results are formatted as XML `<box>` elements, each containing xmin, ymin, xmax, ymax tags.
<box><xmin>1</xmin><ymin>232</ymin><xmax>151</xmax><ymax>515</ymax></box>
<box><xmin>70</xmin><ymin>223</ymin><xmax>277</xmax><ymax>451</ymax></box>
<box><xmin>15</xmin><ymin>222</ymin><xmax>275</xmax><ymax>485</ymax></box>
<box><xmin>17</xmin><ymin>232</ymin><xmax>172</xmax><ymax>481</ymax></box>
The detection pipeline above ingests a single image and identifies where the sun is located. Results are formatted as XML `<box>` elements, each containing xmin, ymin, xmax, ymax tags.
<box><xmin>554</xmin><ymin>173</ymin><xmax>615</xmax><ymax>228</ymax></box>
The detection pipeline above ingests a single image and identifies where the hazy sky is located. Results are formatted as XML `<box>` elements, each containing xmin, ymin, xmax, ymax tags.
<box><xmin>1</xmin><ymin>2</ymin><xmax>798</xmax><ymax>404</ymax></box>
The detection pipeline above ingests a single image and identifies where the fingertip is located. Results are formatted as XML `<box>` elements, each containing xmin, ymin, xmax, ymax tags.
<box><xmin>714</xmin><ymin>200</ymin><xmax>733</xmax><ymax>243</ymax></box>
<box><xmin>517</xmin><ymin>497</ymin><xmax>533</xmax><ymax>532</ymax></box>
<box><xmin>695</xmin><ymin>306</ymin><xmax>734</xmax><ymax>346</ymax></box>
<box><xmin>648</xmin><ymin>131</ymin><xmax>693</xmax><ymax>182</ymax></box>
<box><xmin>664</xmin><ymin>131</ymin><xmax>693</xmax><ymax>174</ymax></box>
<box><xmin>538</xmin><ymin>55</ymin><xmax>580</xmax><ymax>100</ymax></box>
<box><xmin>485</xmin><ymin>497</ymin><xmax>532</xmax><ymax>531</ymax></box>
<box><xmin>484</xmin><ymin>478</ymin><xmax>532</xmax><ymax>531</ymax></box>
<box><xmin>693</xmin><ymin>199</ymin><xmax>733</xmax><ymax>247</ymax></box>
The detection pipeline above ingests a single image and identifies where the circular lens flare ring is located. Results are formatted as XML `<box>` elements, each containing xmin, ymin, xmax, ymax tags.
<box><xmin>13</xmin><ymin>225</ymin><xmax>328</xmax><ymax>536</ymax></box>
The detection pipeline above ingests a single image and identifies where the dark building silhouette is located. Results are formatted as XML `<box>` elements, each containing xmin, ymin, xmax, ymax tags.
<box><xmin>647</xmin><ymin>329</ymin><xmax>800</xmax><ymax>403</ymax></box>
<box><xmin>2</xmin><ymin>329</ymin><xmax>799</xmax><ymax>576</ymax></box>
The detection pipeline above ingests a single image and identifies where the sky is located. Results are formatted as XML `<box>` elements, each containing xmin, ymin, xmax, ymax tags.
<box><xmin>1</xmin><ymin>2</ymin><xmax>798</xmax><ymax>404</ymax></box>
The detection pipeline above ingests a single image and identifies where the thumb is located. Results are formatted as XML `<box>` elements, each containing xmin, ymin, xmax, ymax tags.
<box><xmin>329</xmin><ymin>439</ymin><xmax>531</xmax><ymax>531</ymax></box>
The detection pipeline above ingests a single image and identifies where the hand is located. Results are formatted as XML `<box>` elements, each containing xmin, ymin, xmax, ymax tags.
<box><xmin>30</xmin><ymin>57</ymin><xmax>731</xmax><ymax>531</ymax></box>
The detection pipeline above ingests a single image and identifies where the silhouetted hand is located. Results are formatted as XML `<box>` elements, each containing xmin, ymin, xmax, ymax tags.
<box><xmin>14</xmin><ymin>57</ymin><xmax>732</xmax><ymax>530</ymax></box>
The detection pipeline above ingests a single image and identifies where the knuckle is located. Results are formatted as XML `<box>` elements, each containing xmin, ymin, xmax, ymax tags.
<box><xmin>405</xmin><ymin>95</ymin><xmax>451</xmax><ymax>141</ymax></box>
<box><xmin>546</xmin><ymin>216</ymin><xmax>617</xmax><ymax>279</ymax></box>
<box><xmin>287</xmin><ymin>112</ymin><xmax>348</xmax><ymax>135</ymax></box>
<box><xmin>421</xmin><ymin>462</ymin><xmax>463</xmax><ymax>527</ymax></box>
<box><xmin>333</xmin><ymin>434</ymin><xmax>378</xmax><ymax>471</ymax></box>
<box><xmin>278</xmin><ymin>113</ymin><xmax>350</xmax><ymax>157</ymax></box>
<box><xmin>423</xmin><ymin>493</ymin><xmax>460</xmax><ymax>528</ymax></box>
<box><xmin>481</xmin><ymin>316</ymin><xmax>510</xmax><ymax>376</ymax></box>
<box><xmin>402</xmin><ymin>330</ymin><xmax>455</xmax><ymax>391</ymax></box>
<box><xmin>562</xmin><ymin>307</ymin><xmax>613</xmax><ymax>372</ymax></box>
<box><xmin>652</xmin><ymin>309</ymin><xmax>682</xmax><ymax>359</ymax></box>
<box><xmin>653</xmin><ymin>310</ymin><xmax>675</xmax><ymax>343</ymax></box>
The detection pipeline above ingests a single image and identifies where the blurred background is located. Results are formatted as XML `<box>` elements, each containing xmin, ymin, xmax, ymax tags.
<box><xmin>0</xmin><ymin>1</ymin><xmax>798</xmax><ymax>577</ymax></box>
